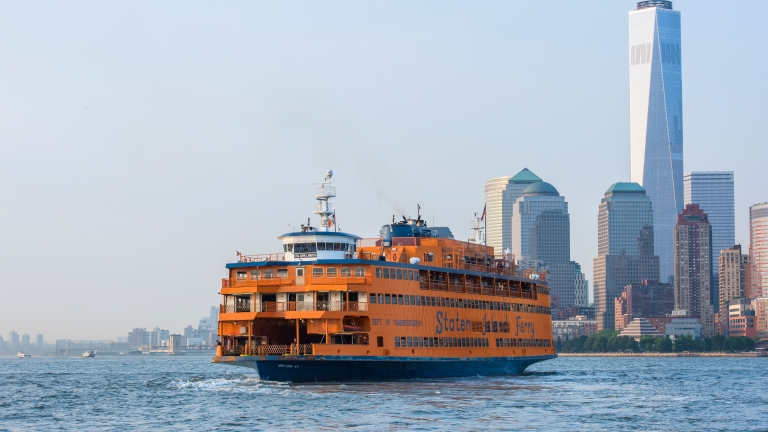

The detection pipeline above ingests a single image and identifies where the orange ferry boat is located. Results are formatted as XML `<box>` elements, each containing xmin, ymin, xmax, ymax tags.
<box><xmin>213</xmin><ymin>171</ymin><xmax>556</xmax><ymax>382</ymax></box>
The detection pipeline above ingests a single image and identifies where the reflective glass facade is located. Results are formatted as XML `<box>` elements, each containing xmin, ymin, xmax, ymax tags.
<box><xmin>593</xmin><ymin>183</ymin><xmax>660</xmax><ymax>330</ymax></box>
<box><xmin>684</xmin><ymin>171</ymin><xmax>735</xmax><ymax>311</ymax></box>
<box><xmin>629</xmin><ymin>5</ymin><xmax>683</xmax><ymax>283</ymax></box>
<box><xmin>484</xmin><ymin>169</ymin><xmax>541</xmax><ymax>258</ymax></box>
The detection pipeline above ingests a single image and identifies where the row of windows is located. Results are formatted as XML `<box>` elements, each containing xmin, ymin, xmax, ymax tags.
<box><xmin>368</xmin><ymin>292</ymin><xmax>550</xmax><ymax>315</ymax></box>
<box><xmin>236</xmin><ymin>267</ymin><xmax>366</xmax><ymax>280</ymax></box>
<box><xmin>283</xmin><ymin>242</ymin><xmax>357</xmax><ymax>253</ymax></box>
<box><xmin>495</xmin><ymin>338</ymin><xmax>551</xmax><ymax>348</ymax></box>
<box><xmin>394</xmin><ymin>336</ymin><xmax>489</xmax><ymax>348</ymax></box>
<box><xmin>311</xmin><ymin>267</ymin><xmax>366</xmax><ymax>277</ymax></box>
<box><xmin>376</xmin><ymin>267</ymin><xmax>417</xmax><ymax>280</ymax></box>
<box><xmin>374</xmin><ymin>267</ymin><xmax>549</xmax><ymax>296</ymax></box>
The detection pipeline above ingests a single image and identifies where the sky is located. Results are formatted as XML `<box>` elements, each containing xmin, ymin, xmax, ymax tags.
<box><xmin>1</xmin><ymin>1</ymin><xmax>766</xmax><ymax>341</ymax></box>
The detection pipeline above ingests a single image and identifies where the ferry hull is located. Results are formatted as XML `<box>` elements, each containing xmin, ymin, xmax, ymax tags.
<box><xmin>215</xmin><ymin>354</ymin><xmax>556</xmax><ymax>383</ymax></box>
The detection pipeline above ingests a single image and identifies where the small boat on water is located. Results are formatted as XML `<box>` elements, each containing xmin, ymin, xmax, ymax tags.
<box><xmin>82</xmin><ymin>351</ymin><xmax>95</xmax><ymax>358</ymax></box>
<box><xmin>17</xmin><ymin>352</ymin><xmax>31</xmax><ymax>358</ymax></box>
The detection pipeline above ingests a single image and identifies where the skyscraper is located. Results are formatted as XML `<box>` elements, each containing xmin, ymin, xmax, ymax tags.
<box><xmin>36</xmin><ymin>334</ymin><xmax>44</xmax><ymax>347</ymax></box>
<box><xmin>629</xmin><ymin>1</ymin><xmax>683</xmax><ymax>283</ymax></box>
<box><xmin>684</xmin><ymin>171</ymin><xmax>735</xmax><ymax>311</ymax></box>
<box><xmin>750</xmin><ymin>203</ymin><xmax>768</xmax><ymax>298</ymax></box>
<box><xmin>593</xmin><ymin>183</ymin><xmax>660</xmax><ymax>330</ymax></box>
<box><xmin>511</xmin><ymin>181</ymin><xmax>583</xmax><ymax>310</ymax></box>
<box><xmin>674</xmin><ymin>204</ymin><xmax>714</xmax><ymax>337</ymax></box>
<box><xmin>484</xmin><ymin>168</ymin><xmax>542</xmax><ymax>258</ymax></box>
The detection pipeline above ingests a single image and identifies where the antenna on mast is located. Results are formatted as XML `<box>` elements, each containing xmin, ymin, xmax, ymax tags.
<box><xmin>313</xmin><ymin>170</ymin><xmax>336</xmax><ymax>232</ymax></box>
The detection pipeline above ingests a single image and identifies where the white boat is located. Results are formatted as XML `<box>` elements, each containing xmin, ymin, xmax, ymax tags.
<box><xmin>82</xmin><ymin>351</ymin><xmax>95</xmax><ymax>358</ymax></box>
<box><xmin>16</xmin><ymin>352</ymin><xmax>31</xmax><ymax>358</ymax></box>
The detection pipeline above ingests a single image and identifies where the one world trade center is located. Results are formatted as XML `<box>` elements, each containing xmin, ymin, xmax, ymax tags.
<box><xmin>629</xmin><ymin>0</ymin><xmax>683</xmax><ymax>283</ymax></box>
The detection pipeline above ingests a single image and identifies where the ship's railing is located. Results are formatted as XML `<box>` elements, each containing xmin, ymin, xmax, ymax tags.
<box><xmin>466</xmin><ymin>282</ymin><xmax>480</xmax><ymax>294</ymax></box>
<box><xmin>419</xmin><ymin>281</ymin><xmax>429</xmax><ymax>290</ymax></box>
<box><xmin>428</xmin><ymin>281</ymin><xmax>447</xmax><ymax>292</ymax></box>
<box><xmin>222</xmin><ymin>344</ymin><xmax>313</xmax><ymax>356</ymax></box>
<box><xmin>222</xmin><ymin>276</ymin><xmax>292</xmax><ymax>288</ymax></box>
<box><xmin>237</xmin><ymin>253</ymin><xmax>285</xmax><ymax>263</ymax></box>
<box><xmin>449</xmin><ymin>282</ymin><xmax>465</xmax><ymax>293</ymax></box>
<box><xmin>309</xmin><ymin>275</ymin><xmax>370</xmax><ymax>285</ymax></box>
<box><xmin>228</xmin><ymin>301</ymin><xmax>368</xmax><ymax>313</ymax></box>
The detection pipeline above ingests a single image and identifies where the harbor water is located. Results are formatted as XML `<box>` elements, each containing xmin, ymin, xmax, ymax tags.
<box><xmin>2</xmin><ymin>355</ymin><xmax>766</xmax><ymax>430</ymax></box>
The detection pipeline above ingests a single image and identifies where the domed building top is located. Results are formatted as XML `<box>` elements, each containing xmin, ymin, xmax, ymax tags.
<box><xmin>522</xmin><ymin>181</ymin><xmax>559</xmax><ymax>196</ymax></box>
<box><xmin>605</xmin><ymin>182</ymin><xmax>646</xmax><ymax>196</ymax></box>
<box><xmin>509</xmin><ymin>168</ymin><xmax>542</xmax><ymax>183</ymax></box>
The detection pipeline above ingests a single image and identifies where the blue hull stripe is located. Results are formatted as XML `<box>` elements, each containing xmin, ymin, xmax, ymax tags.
<box><xmin>218</xmin><ymin>354</ymin><xmax>557</xmax><ymax>383</ymax></box>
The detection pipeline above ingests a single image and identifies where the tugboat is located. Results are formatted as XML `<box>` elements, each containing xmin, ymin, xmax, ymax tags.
<box><xmin>16</xmin><ymin>352</ymin><xmax>31</xmax><ymax>358</ymax></box>
<box><xmin>82</xmin><ymin>351</ymin><xmax>96</xmax><ymax>358</ymax></box>
<box><xmin>213</xmin><ymin>171</ymin><xmax>555</xmax><ymax>382</ymax></box>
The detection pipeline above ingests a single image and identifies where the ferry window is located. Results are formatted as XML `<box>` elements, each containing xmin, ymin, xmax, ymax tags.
<box><xmin>236</xmin><ymin>271</ymin><xmax>247</xmax><ymax>280</ymax></box>
<box><xmin>249</xmin><ymin>270</ymin><xmax>261</xmax><ymax>280</ymax></box>
<box><xmin>383</xmin><ymin>268</ymin><xmax>390</xmax><ymax>278</ymax></box>
<box><xmin>407</xmin><ymin>337</ymin><xmax>412</xmax><ymax>347</ymax></box>
<box><xmin>355</xmin><ymin>267</ymin><xmax>365</xmax><ymax>277</ymax></box>
<box><xmin>376</xmin><ymin>268</ymin><xmax>382</xmax><ymax>278</ymax></box>
<box><xmin>317</xmin><ymin>242</ymin><xmax>326</xmax><ymax>251</ymax></box>
<box><xmin>277</xmin><ymin>269</ymin><xmax>289</xmax><ymax>278</ymax></box>
<box><xmin>296</xmin><ymin>268</ymin><xmax>304</xmax><ymax>277</ymax></box>
<box><xmin>327</xmin><ymin>268</ymin><xmax>338</xmax><ymax>277</ymax></box>
<box><xmin>404</xmin><ymin>295</ymin><xmax>410</xmax><ymax>305</ymax></box>
<box><xmin>395</xmin><ymin>337</ymin><xmax>400</xmax><ymax>348</ymax></box>
<box><xmin>333</xmin><ymin>243</ymin><xmax>341</xmax><ymax>251</ymax></box>
<box><xmin>377</xmin><ymin>336</ymin><xmax>383</xmax><ymax>347</ymax></box>
<box><xmin>400</xmin><ymin>337</ymin><xmax>406</xmax><ymax>347</ymax></box>
<box><xmin>396</xmin><ymin>269</ymin><xmax>402</xmax><ymax>280</ymax></box>
<box><xmin>408</xmin><ymin>270</ymin><xmax>414</xmax><ymax>280</ymax></box>
<box><xmin>340</xmin><ymin>267</ymin><xmax>351</xmax><ymax>277</ymax></box>
<box><xmin>415</xmin><ymin>296</ymin><xmax>420</xmax><ymax>306</ymax></box>
<box><xmin>397</xmin><ymin>294</ymin><xmax>404</xmax><ymax>305</ymax></box>
<box><xmin>263</xmin><ymin>269</ymin><xmax>274</xmax><ymax>279</ymax></box>
<box><xmin>370</xmin><ymin>293</ymin><xmax>377</xmax><ymax>304</ymax></box>
<box><xmin>410</xmin><ymin>295</ymin><xmax>415</xmax><ymax>305</ymax></box>
<box><xmin>417</xmin><ymin>337</ymin><xmax>423</xmax><ymax>347</ymax></box>
<box><xmin>312</xmin><ymin>268</ymin><xmax>324</xmax><ymax>277</ymax></box>
<box><xmin>385</xmin><ymin>294</ymin><xmax>391</xmax><ymax>304</ymax></box>
<box><xmin>344</xmin><ymin>244</ymin><xmax>350</xmax><ymax>251</ymax></box>
<box><xmin>378</xmin><ymin>294</ymin><xmax>384</xmax><ymax>303</ymax></box>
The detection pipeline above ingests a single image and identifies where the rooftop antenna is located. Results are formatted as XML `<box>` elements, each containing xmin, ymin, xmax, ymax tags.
<box><xmin>313</xmin><ymin>169</ymin><xmax>336</xmax><ymax>232</ymax></box>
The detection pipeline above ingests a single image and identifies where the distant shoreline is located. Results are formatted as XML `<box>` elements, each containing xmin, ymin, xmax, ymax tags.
<box><xmin>558</xmin><ymin>352</ymin><xmax>767</xmax><ymax>357</ymax></box>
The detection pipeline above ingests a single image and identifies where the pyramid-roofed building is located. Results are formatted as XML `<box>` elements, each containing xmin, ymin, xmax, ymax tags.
<box><xmin>619</xmin><ymin>317</ymin><xmax>661</xmax><ymax>341</ymax></box>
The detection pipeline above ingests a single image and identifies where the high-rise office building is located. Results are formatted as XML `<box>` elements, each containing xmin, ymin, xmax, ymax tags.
<box><xmin>684</xmin><ymin>171</ymin><xmax>735</xmax><ymax>311</ymax></box>
<box><xmin>36</xmin><ymin>334</ymin><xmax>44</xmax><ymax>347</ymax></box>
<box><xmin>593</xmin><ymin>183</ymin><xmax>660</xmax><ymax>330</ymax></box>
<box><xmin>9</xmin><ymin>331</ymin><xmax>19</xmax><ymax>349</ymax></box>
<box><xmin>674</xmin><ymin>204</ymin><xmax>714</xmax><ymax>337</ymax></box>
<box><xmin>718</xmin><ymin>245</ymin><xmax>750</xmax><ymax>336</ymax></box>
<box><xmin>629</xmin><ymin>1</ymin><xmax>683</xmax><ymax>283</ymax></box>
<box><xmin>484</xmin><ymin>169</ymin><xmax>542</xmax><ymax>257</ymax></box>
<box><xmin>512</xmin><ymin>181</ymin><xmax>583</xmax><ymax>310</ymax></box>
<box><xmin>751</xmin><ymin>203</ymin><xmax>768</xmax><ymax>298</ymax></box>
<box><xmin>21</xmin><ymin>334</ymin><xmax>30</xmax><ymax>351</ymax></box>
<box><xmin>575</xmin><ymin>268</ymin><xmax>588</xmax><ymax>307</ymax></box>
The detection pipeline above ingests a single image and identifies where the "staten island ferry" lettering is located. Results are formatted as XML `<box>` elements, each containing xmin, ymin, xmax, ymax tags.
<box><xmin>435</xmin><ymin>311</ymin><xmax>535</xmax><ymax>338</ymax></box>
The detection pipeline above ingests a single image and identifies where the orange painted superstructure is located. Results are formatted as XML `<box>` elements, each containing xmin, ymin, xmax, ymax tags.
<box><xmin>216</xmin><ymin>236</ymin><xmax>553</xmax><ymax>360</ymax></box>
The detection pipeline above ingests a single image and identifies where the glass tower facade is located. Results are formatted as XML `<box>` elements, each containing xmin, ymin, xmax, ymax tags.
<box><xmin>593</xmin><ymin>182</ymin><xmax>660</xmax><ymax>330</ymax></box>
<box><xmin>750</xmin><ymin>203</ymin><xmax>768</xmax><ymax>298</ymax></box>
<box><xmin>684</xmin><ymin>171</ymin><xmax>735</xmax><ymax>311</ymax></box>
<box><xmin>484</xmin><ymin>168</ymin><xmax>541</xmax><ymax>258</ymax></box>
<box><xmin>629</xmin><ymin>1</ymin><xmax>683</xmax><ymax>283</ymax></box>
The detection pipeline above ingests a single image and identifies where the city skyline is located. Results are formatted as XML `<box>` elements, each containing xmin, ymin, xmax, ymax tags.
<box><xmin>1</xmin><ymin>1</ymin><xmax>766</xmax><ymax>339</ymax></box>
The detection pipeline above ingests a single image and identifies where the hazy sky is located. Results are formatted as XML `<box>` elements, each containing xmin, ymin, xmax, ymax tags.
<box><xmin>1</xmin><ymin>1</ymin><xmax>766</xmax><ymax>340</ymax></box>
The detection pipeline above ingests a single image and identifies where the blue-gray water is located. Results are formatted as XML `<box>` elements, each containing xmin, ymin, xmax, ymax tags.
<box><xmin>2</xmin><ymin>355</ymin><xmax>766</xmax><ymax>431</ymax></box>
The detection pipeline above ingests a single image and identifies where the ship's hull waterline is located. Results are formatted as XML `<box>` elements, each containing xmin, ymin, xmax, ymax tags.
<box><xmin>216</xmin><ymin>354</ymin><xmax>557</xmax><ymax>383</ymax></box>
